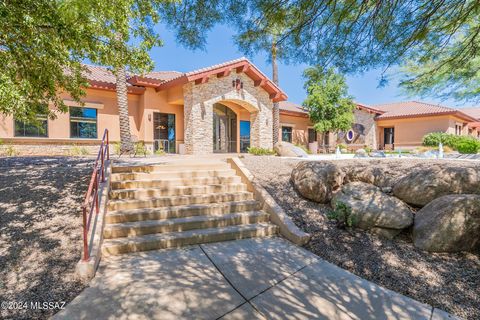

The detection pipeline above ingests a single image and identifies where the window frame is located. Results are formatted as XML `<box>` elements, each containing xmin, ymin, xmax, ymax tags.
<box><xmin>14</xmin><ymin>115</ymin><xmax>49</xmax><ymax>138</ymax></box>
<box><xmin>307</xmin><ymin>127</ymin><xmax>317</xmax><ymax>143</ymax></box>
<box><xmin>281</xmin><ymin>125</ymin><xmax>293</xmax><ymax>143</ymax></box>
<box><xmin>69</xmin><ymin>107</ymin><xmax>98</xmax><ymax>139</ymax></box>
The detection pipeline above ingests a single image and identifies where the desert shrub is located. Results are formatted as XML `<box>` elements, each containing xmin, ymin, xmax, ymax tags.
<box><xmin>68</xmin><ymin>145</ymin><xmax>89</xmax><ymax>156</ymax></box>
<box><xmin>456</xmin><ymin>139</ymin><xmax>480</xmax><ymax>154</ymax></box>
<box><xmin>247</xmin><ymin>147</ymin><xmax>276</xmax><ymax>156</ymax></box>
<box><xmin>423</xmin><ymin>132</ymin><xmax>459</xmax><ymax>148</ymax></box>
<box><xmin>423</xmin><ymin>132</ymin><xmax>480</xmax><ymax>154</ymax></box>
<box><xmin>134</xmin><ymin>141</ymin><xmax>149</xmax><ymax>157</ymax></box>
<box><xmin>113</xmin><ymin>142</ymin><xmax>121</xmax><ymax>155</ymax></box>
<box><xmin>4</xmin><ymin>145</ymin><xmax>19</xmax><ymax>157</ymax></box>
<box><xmin>327</xmin><ymin>200</ymin><xmax>356</xmax><ymax>228</ymax></box>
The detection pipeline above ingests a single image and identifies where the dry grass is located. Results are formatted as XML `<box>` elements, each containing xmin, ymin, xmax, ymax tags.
<box><xmin>0</xmin><ymin>157</ymin><xmax>93</xmax><ymax>320</ymax></box>
<box><xmin>242</xmin><ymin>156</ymin><xmax>480</xmax><ymax>320</ymax></box>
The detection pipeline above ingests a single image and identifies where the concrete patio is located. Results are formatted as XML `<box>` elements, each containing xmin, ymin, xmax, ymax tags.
<box><xmin>54</xmin><ymin>237</ymin><xmax>457</xmax><ymax>320</ymax></box>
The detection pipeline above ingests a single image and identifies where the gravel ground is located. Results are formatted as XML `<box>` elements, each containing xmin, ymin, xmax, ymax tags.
<box><xmin>0</xmin><ymin>157</ymin><xmax>93</xmax><ymax>320</ymax></box>
<box><xmin>242</xmin><ymin>155</ymin><xmax>480</xmax><ymax>320</ymax></box>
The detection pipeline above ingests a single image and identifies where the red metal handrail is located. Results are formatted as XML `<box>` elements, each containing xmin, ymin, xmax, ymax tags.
<box><xmin>82</xmin><ymin>129</ymin><xmax>109</xmax><ymax>261</ymax></box>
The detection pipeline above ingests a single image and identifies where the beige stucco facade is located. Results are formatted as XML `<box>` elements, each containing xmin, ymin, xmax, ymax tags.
<box><xmin>0</xmin><ymin>64</ymin><xmax>279</xmax><ymax>155</ymax></box>
<box><xmin>376</xmin><ymin>115</ymin><xmax>478</xmax><ymax>149</ymax></box>
<box><xmin>1</xmin><ymin>58</ymin><xmax>479</xmax><ymax>155</ymax></box>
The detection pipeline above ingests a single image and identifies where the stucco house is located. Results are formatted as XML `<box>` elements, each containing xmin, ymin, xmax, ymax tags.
<box><xmin>1</xmin><ymin>57</ymin><xmax>480</xmax><ymax>154</ymax></box>
<box><xmin>0</xmin><ymin>58</ymin><xmax>287</xmax><ymax>155</ymax></box>
<box><xmin>279</xmin><ymin>100</ymin><xmax>480</xmax><ymax>151</ymax></box>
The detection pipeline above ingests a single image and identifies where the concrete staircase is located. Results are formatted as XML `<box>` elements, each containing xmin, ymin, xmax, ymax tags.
<box><xmin>102</xmin><ymin>160</ymin><xmax>278</xmax><ymax>256</ymax></box>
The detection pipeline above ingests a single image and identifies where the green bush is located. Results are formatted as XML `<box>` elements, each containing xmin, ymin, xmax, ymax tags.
<box><xmin>327</xmin><ymin>200</ymin><xmax>356</xmax><ymax>228</ymax></box>
<box><xmin>422</xmin><ymin>132</ymin><xmax>480</xmax><ymax>154</ymax></box>
<box><xmin>247</xmin><ymin>147</ymin><xmax>276</xmax><ymax>156</ymax></box>
<box><xmin>456</xmin><ymin>139</ymin><xmax>480</xmax><ymax>154</ymax></box>
<box><xmin>422</xmin><ymin>132</ymin><xmax>460</xmax><ymax>148</ymax></box>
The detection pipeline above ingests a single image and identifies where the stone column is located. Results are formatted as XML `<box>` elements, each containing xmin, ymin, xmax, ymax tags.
<box><xmin>183</xmin><ymin>83</ymin><xmax>214</xmax><ymax>154</ymax></box>
<box><xmin>250</xmin><ymin>104</ymin><xmax>273</xmax><ymax>149</ymax></box>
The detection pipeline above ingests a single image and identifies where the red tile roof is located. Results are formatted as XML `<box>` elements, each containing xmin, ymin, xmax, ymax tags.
<box><xmin>279</xmin><ymin>101</ymin><xmax>383</xmax><ymax>116</ymax></box>
<box><xmin>81</xmin><ymin>58</ymin><xmax>287</xmax><ymax>102</ymax></box>
<box><xmin>374</xmin><ymin>101</ymin><xmax>477</xmax><ymax>122</ymax></box>
<box><xmin>459</xmin><ymin>107</ymin><xmax>480</xmax><ymax>120</ymax></box>
<box><xmin>155</xmin><ymin>57</ymin><xmax>287</xmax><ymax>102</ymax></box>
<box><xmin>82</xmin><ymin>65</ymin><xmax>118</xmax><ymax>84</ymax></box>
<box><xmin>279</xmin><ymin>101</ymin><xmax>308</xmax><ymax>115</ymax></box>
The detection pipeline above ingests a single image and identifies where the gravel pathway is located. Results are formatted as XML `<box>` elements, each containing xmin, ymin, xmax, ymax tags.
<box><xmin>0</xmin><ymin>157</ymin><xmax>93</xmax><ymax>320</ymax></box>
<box><xmin>242</xmin><ymin>155</ymin><xmax>480</xmax><ymax>320</ymax></box>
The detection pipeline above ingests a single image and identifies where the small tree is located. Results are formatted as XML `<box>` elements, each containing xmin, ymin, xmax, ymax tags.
<box><xmin>302</xmin><ymin>67</ymin><xmax>355</xmax><ymax>150</ymax></box>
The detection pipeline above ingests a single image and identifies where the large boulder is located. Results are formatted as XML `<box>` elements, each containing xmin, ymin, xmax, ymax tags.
<box><xmin>331</xmin><ymin>182</ymin><xmax>414</xmax><ymax>236</ymax></box>
<box><xmin>413</xmin><ymin>194</ymin><xmax>480</xmax><ymax>252</ymax></box>
<box><xmin>343</xmin><ymin>164</ymin><xmax>406</xmax><ymax>189</ymax></box>
<box><xmin>274</xmin><ymin>142</ymin><xmax>308</xmax><ymax>158</ymax></box>
<box><xmin>393</xmin><ymin>165</ymin><xmax>480</xmax><ymax>206</ymax></box>
<box><xmin>291</xmin><ymin>161</ymin><xmax>345</xmax><ymax>203</ymax></box>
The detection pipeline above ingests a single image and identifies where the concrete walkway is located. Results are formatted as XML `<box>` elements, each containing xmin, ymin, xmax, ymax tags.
<box><xmin>55</xmin><ymin>237</ymin><xmax>458</xmax><ymax>320</ymax></box>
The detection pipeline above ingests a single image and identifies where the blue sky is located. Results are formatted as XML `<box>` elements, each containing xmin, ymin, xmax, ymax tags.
<box><xmin>150</xmin><ymin>24</ymin><xmax>469</xmax><ymax>109</ymax></box>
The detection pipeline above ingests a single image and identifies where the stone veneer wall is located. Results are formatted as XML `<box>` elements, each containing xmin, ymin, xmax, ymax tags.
<box><xmin>336</xmin><ymin>109</ymin><xmax>377</xmax><ymax>149</ymax></box>
<box><xmin>354</xmin><ymin>109</ymin><xmax>377</xmax><ymax>148</ymax></box>
<box><xmin>183</xmin><ymin>71</ymin><xmax>273</xmax><ymax>154</ymax></box>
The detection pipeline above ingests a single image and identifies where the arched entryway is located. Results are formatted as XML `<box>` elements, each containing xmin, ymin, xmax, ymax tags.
<box><xmin>213</xmin><ymin>103</ymin><xmax>237</xmax><ymax>153</ymax></box>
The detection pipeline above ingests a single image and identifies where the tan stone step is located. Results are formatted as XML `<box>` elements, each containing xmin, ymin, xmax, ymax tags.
<box><xmin>109</xmin><ymin>183</ymin><xmax>248</xmax><ymax>200</ymax></box>
<box><xmin>102</xmin><ymin>223</ymin><xmax>279</xmax><ymax>255</ymax></box>
<box><xmin>103</xmin><ymin>211</ymin><xmax>270</xmax><ymax>239</ymax></box>
<box><xmin>111</xmin><ymin>169</ymin><xmax>237</xmax><ymax>182</ymax></box>
<box><xmin>107</xmin><ymin>191</ymin><xmax>254</xmax><ymax>211</ymax></box>
<box><xmin>105</xmin><ymin>200</ymin><xmax>261</xmax><ymax>223</ymax></box>
<box><xmin>111</xmin><ymin>175</ymin><xmax>242</xmax><ymax>190</ymax></box>
<box><xmin>112</xmin><ymin>162</ymin><xmax>230</xmax><ymax>174</ymax></box>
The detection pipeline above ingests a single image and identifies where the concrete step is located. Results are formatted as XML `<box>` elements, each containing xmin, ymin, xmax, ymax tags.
<box><xmin>111</xmin><ymin>175</ymin><xmax>242</xmax><ymax>190</ymax></box>
<box><xmin>103</xmin><ymin>211</ymin><xmax>270</xmax><ymax>239</ymax></box>
<box><xmin>107</xmin><ymin>191</ymin><xmax>254</xmax><ymax>211</ymax></box>
<box><xmin>102</xmin><ymin>223</ymin><xmax>279</xmax><ymax>255</ymax></box>
<box><xmin>111</xmin><ymin>169</ymin><xmax>237</xmax><ymax>182</ymax></box>
<box><xmin>109</xmin><ymin>183</ymin><xmax>248</xmax><ymax>200</ymax></box>
<box><xmin>112</xmin><ymin>162</ymin><xmax>230</xmax><ymax>174</ymax></box>
<box><xmin>105</xmin><ymin>200</ymin><xmax>261</xmax><ymax>223</ymax></box>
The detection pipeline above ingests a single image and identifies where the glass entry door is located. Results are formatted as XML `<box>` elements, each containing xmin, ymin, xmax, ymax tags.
<box><xmin>240</xmin><ymin>121</ymin><xmax>250</xmax><ymax>153</ymax></box>
<box><xmin>213</xmin><ymin>104</ymin><xmax>237</xmax><ymax>153</ymax></box>
<box><xmin>153</xmin><ymin>112</ymin><xmax>176</xmax><ymax>153</ymax></box>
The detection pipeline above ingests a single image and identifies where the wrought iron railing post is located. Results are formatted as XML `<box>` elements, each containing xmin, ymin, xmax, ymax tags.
<box><xmin>106</xmin><ymin>130</ymin><xmax>110</xmax><ymax>160</ymax></box>
<box><xmin>81</xmin><ymin>129</ymin><xmax>108</xmax><ymax>263</ymax></box>
<box><xmin>82</xmin><ymin>206</ymin><xmax>89</xmax><ymax>261</ymax></box>
<box><xmin>100</xmin><ymin>143</ymin><xmax>105</xmax><ymax>182</ymax></box>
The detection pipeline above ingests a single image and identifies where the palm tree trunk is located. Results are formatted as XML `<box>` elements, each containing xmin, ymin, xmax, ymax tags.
<box><xmin>115</xmin><ymin>65</ymin><xmax>132</xmax><ymax>153</ymax></box>
<box><xmin>271</xmin><ymin>40</ymin><xmax>280</xmax><ymax>145</ymax></box>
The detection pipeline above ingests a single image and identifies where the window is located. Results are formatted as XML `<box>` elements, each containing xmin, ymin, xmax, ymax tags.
<box><xmin>14</xmin><ymin>115</ymin><xmax>48</xmax><ymax>137</ymax></box>
<box><xmin>240</xmin><ymin>121</ymin><xmax>250</xmax><ymax>153</ymax></box>
<box><xmin>308</xmin><ymin>128</ymin><xmax>317</xmax><ymax>143</ymax></box>
<box><xmin>455</xmin><ymin>124</ymin><xmax>463</xmax><ymax>135</ymax></box>
<box><xmin>70</xmin><ymin>107</ymin><xmax>97</xmax><ymax>139</ymax></box>
<box><xmin>281</xmin><ymin>126</ymin><xmax>292</xmax><ymax>143</ymax></box>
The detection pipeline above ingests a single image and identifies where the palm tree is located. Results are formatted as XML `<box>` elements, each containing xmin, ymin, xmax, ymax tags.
<box><xmin>115</xmin><ymin>65</ymin><xmax>133</xmax><ymax>154</ymax></box>
<box><xmin>271</xmin><ymin>39</ymin><xmax>279</xmax><ymax>145</ymax></box>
